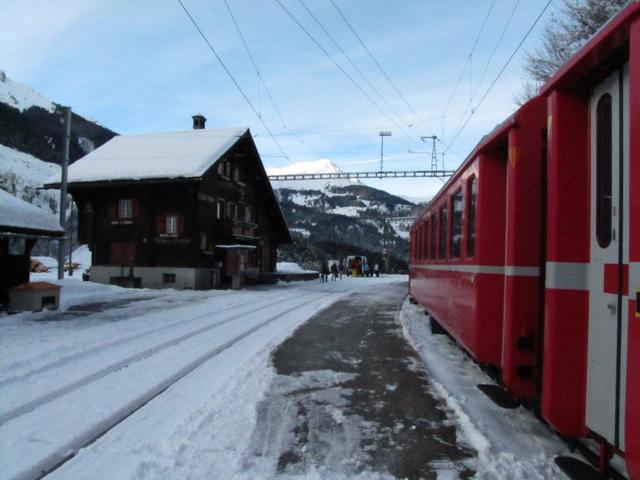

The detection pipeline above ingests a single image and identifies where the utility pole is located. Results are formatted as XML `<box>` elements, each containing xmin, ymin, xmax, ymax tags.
<box><xmin>378</xmin><ymin>131</ymin><xmax>391</xmax><ymax>174</ymax></box>
<box><xmin>382</xmin><ymin>218</ymin><xmax>390</xmax><ymax>274</ymax></box>
<box><xmin>57</xmin><ymin>107</ymin><xmax>71</xmax><ymax>280</ymax></box>
<box><xmin>421</xmin><ymin>135</ymin><xmax>438</xmax><ymax>171</ymax></box>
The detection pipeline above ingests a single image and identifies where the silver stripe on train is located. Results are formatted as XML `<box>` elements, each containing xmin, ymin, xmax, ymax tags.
<box><xmin>410</xmin><ymin>264</ymin><xmax>540</xmax><ymax>276</ymax></box>
<box><xmin>545</xmin><ymin>261</ymin><xmax>589</xmax><ymax>291</ymax></box>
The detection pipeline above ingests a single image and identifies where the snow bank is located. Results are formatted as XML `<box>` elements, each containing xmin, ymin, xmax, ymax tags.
<box><xmin>400</xmin><ymin>300</ymin><xmax>569</xmax><ymax>479</ymax></box>
<box><xmin>277</xmin><ymin>262</ymin><xmax>310</xmax><ymax>273</ymax></box>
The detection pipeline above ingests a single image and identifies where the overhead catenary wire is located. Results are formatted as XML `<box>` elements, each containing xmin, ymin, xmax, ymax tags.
<box><xmin>440</xmin><ymin>0</ymin><xmax>497</xmax><ymax>122</ymax></box>
<box><xmin>444</xmin><ymin>0</ymin><xmax>554</xmax><ymax>154</ymax></box>
<box><xmin>176</xmin><ymin>0</ymin><xmax>291</xmax><ymax>162</ymax></box>
<box><xmin>274</xmin><ymin>0</ymin><xmax>423</xmax><ymax>151</ymax></box>
<box><xmin>445</xmin><ymin>0</ymin><xmax>522</xmax><ymax>141</ymax></box>
<box><xmin>222</xmin><ymin>0</ymin><xmax>322</xmax><ymax>157</ymax></box>
<box><xmin>329</xmin><ymin>0</ymin><xmax>438</xmax><ymax>139</ymax></box>
<box><xmin>297</xmin><ymin>0</ymin><xmax>423</xmax><ymax>146</ymax></box>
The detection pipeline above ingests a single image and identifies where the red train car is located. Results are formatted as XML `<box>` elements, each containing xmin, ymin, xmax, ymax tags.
<box><xmin>409</xmin><ymin>3</ymin><xmax>640</xmax><ymax>478</ymax></box>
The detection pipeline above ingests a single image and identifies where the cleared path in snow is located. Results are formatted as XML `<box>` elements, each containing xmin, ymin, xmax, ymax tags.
<box><xmin>246</xmin><ymin>281</ymin><xmax>476</xmax><ymax>479</ymax></box>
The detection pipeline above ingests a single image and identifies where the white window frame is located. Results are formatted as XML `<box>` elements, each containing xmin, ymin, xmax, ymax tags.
<box><xmin>166</xmin><ymin>215</ymin><xmax>178</xmax><ymax>235</ymax></box>
<box><xmin>118</xmin><ymin>199</ymin><xmax>132</xmax><ymax>219</ymax></box>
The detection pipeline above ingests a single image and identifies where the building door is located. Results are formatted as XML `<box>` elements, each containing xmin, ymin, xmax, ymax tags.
<box><xmin>586</xmin><ymin>65</ymin><xmax>629</xmax><ymax>449</ymax></box>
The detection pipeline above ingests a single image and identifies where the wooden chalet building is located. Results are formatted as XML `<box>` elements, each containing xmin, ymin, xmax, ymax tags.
<box><xmin>46</xmin><ymin>116</ymin><xmax>291</xmax><ymax>290</ymax></box>
<box><xmin>0</xmin><ymin>189</ymin><xmax>64</xmax><ymax>306</ymax></box>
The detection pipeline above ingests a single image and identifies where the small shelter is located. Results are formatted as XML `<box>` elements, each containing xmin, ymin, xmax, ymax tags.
<box><xmin>0</xmin><ymin>189</ymin><xmax>64</xmax><ymax>306</ymax></box>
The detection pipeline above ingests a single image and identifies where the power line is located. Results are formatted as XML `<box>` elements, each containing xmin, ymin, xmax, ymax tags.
<box><xmin>441</xmin><ymin>0</ymin><xmax>497</xmax><ymax>120</ymax></box>
<box><xmin>329</xmin><ymin>0</ymin><xmax>437</xmax><ymax>137</ymax></box>
<box><xmin>445</xmin><ymin>0</ymin><xmax>554</xmax><ymax>153</ymax></box>
<box><xmin>176</xmin><ymin>0</ymin><xmax>290</xmax><ymax>161</ymax></box>
<box><xmin>446</xmin><ymin>0</ymin><xmax>521</xmax><ymax>139</ymax></box>
<box><xmin>223</xmin><ymin>0</ymin><xmax>322</xmax><ymax>157</ymax></box>
<box><xmin>274</xmin><ymin>0</ymin><xmax>422</xmax><ymax>150</ymax></box>
<box><xmin>297</xmin><ymin>0</ymin><xmax>422</xmax><ymax>146</ymax></box>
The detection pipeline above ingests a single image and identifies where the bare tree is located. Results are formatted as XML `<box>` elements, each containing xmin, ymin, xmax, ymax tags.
<box><xmin>517</xmin><ymin>0</ymin><xmax>627</xmax><ymax>103</ymax></box>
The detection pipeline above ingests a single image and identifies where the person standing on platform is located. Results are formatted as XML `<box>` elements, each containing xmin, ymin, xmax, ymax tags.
<box><xmin>362</xmin><ymin>261</ymin><xmax>370</xmax><ymax>277</ymax></box>
<box><xmin>338</xmin><ymin>260</ymin><xmax>345</xmax><ymax>280</ymax></box>
<box><xmin>320</xmin><ymin>259</ymin><xmax>329</xmax><ymax>283</ymax></box>
<box><xmin>374</xmin><ymin>263</ymin><xmax>380</xmax><ymax>277</ymax></box>
<box><xmin>330</xmin><ymin>262</ymin><xmax>338</xmax><ymax>281</ymax></box>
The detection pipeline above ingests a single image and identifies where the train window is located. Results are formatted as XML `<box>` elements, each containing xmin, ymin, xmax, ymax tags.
<box><xmin>467</xmin><ymin>177</ymin><xmax>477</xmax><ymax>257</ymax></box>
<box><xmin>451</xmin><ymin>189</ymin><xmax>463</xmax><ymax>257</ymax></box>
<box><xmin>439</xmin><ymin>204</ymin><xmax>448</xmax><ymax>258</ymax></box>
<box><xmin>430</xmin><ymin>213</ymin><xmax>437</xmax><ymax>258</ymax></box>
<box><xmin>596</xmin><ymin>93</ymin><xmax>612</xmax><ymax>248</ymax></box>
<box><xmin>425</xmin><ymin>219</ymin><xmax>431</xmax><ymax>260</ymax></box>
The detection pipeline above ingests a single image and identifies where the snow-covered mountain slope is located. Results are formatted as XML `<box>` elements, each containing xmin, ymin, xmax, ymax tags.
<box><xmin>268</xmin><ymin>159</ymin><xmax>419</xmax><ymax>270</ymax></box>
<box><xmin>0</xmin><ymin>70</ymin><xmax>55</xmax><ymax>113</ymax></box>
<box><xmin>0</xmin><ymin>144</ymin><xmax>60</xmax><ymax>215</ymax></box>
<box><xmin>267</xmin><ymin>158</ymin><xmax>359</xmax><ymax>190</ymax></box>
<box><xmin>0</xmin><ymin>70</ymin><xmax>116</xmax><ymax>166</ymax></box>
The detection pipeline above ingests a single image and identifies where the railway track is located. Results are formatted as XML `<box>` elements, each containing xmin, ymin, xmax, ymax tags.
<box><xmin>1</xmin><ymin>290</ymin><xmax>341</xmax><ymax>480</ymax></box>
<box><xmin>0</xmin><ymin>289</ymin><xmax>293</xmax><ymax>385</ymax></box>
<box><xmin>0</xmin><ymin>290</ymin><xmax>313</xmax><ymax>425</ymax></box>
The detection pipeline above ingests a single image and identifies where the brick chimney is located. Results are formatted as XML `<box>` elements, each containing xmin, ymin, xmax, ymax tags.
<box><xmin>192</xmin><ymin>114</ymin><xmax>206</xmax><ymax>130</ymax></box>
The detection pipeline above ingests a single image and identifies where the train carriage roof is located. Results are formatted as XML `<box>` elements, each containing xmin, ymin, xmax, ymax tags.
<box><xmin>540</xmin><ymin>1</ymin><xmax>640</xmax><ymax>95</ymax></box>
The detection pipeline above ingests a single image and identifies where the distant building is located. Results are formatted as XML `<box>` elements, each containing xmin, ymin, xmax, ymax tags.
<box><xmin>45</xmin><ymin>118</ymin><xmax>291</xmax><ymax>290</ymax></box>
<box><xmin>0</xmin><ymin>189</ymin><xmax>64</xmax><ymax>305</ymax></box>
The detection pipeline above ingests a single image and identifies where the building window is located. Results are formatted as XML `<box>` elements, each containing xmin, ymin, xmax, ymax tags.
<box><xmin>216</xmin><ymin>199</ymin><xmax>225</xmax><ymax>220</ymax></box>
<box><xmin>9</xmin><ymin>237</ymin><xmax>26</xmax><ymax>255</ymax></box>
<box><xmin>233</xmin><ymin>166</ymin><xmax>243</xmax><ymax>183</ymax></box>
<box><xmin>163</xmin><ymin>273</ymin><xmax>176</xmax><ymax>284</ymax></box>
<box><xmin>596</xmin><ymin>93</ymin><xmax>613</xmax><ymax>248</ymax></box>
<box><xmin>200</xmin><ymin>232</ymin><xmax>207</xmax><ymax>251</ymax></box>
<box><xmin>439</xmin><ymin>204</ymin><xmax>448</xmax><ymax>258</ymax></box>
<box><xmin>166</xmin><ymin>215</ymin><xmax>178</xmax><ymax>235</ymax></box>
<box><xmin>451</xmin><ymin>189</ymin><xmax>463</xmax><ymax>258</ymax></box>
<box><xmin>217</xmin><ymin>160</ymin><xmax>229</xmax><ymax>178</ymax></box>
<box><xmin>227</xmin><ymin>202</ymin><xmax>237</xmax><ymax>220</ymax></box>
<box><xmin>118</xmin><ymin>199</ymin><xmax>132</xmax><ymax>218</ymax></box>
<box><xmin>467</xmin><ymin>177</ymin><xmax>477</xmax><ymax>257</ymax></box>
<box><xmin>245</xmin><ymin>205</ymin><xmax>253</xmax><ymax>223</ymax></box>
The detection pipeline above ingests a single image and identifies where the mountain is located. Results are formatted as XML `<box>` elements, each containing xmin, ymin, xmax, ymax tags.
<box><xmin>267</xmin><ymin>160</ymin><xmax>421</xmax><ymax>272</ymax></box>
<box><xmin>0</xmin><ymin>70</ymin><xmax>117</xmax><ymax>166</ymax></box>
<box><xmin>0</xmin><ymin>70</ymin><xmax>117</xmax><ymax>256</ymax></box>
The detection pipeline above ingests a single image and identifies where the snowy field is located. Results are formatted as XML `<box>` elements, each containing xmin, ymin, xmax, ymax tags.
<box><xmin>0</xmin><ymin>272</ymin><xmax>575</xmax><ymax>479</ymax></box>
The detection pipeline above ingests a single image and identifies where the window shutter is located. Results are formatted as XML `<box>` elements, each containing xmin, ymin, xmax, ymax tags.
<box><xmin>156</xmin><ymin>215</ymin><xmax>165</xmax><ymax>234</ymax></box>
<box><xmin>177</xmin><ymin>216</ymin><xmax>184</xmax><ymax>235</ymax></box>
<box><xmin>132</xmin><ymin>199</ymin><xmax>140</xmax><ymax>218</ymax></box>
<box><xmin>108</xmin><ymin>201</ymin><xmax>117</xmax><ymax>219</ymax></box>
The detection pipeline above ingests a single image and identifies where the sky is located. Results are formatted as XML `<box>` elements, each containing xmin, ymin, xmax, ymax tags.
<box><xmin>0</xmin><ymin>0</ymin><xmax>557</xmax><ymax>199</ymax></box>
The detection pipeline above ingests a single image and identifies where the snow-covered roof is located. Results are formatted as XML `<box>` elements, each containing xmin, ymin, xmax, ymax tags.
<box><xmin>0</xmin><ymin>189</ymin><xmax>64</xmax><ymax>236</ymax></box>
<box><xmin>52</xmin><ymin>128</ymin><xmax>249</xmax><ymax>185</ymax></box>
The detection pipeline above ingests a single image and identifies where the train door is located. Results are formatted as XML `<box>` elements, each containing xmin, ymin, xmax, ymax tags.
<box><xmin>586</xmin><ymin>65</ymin><xmax>629</xmax><ymax>449</ymax></box>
